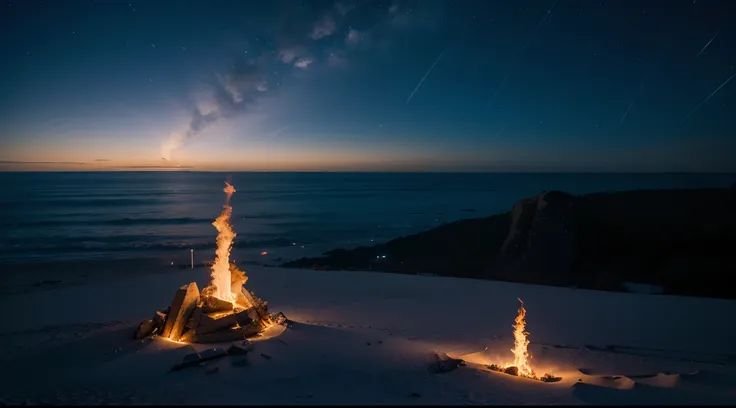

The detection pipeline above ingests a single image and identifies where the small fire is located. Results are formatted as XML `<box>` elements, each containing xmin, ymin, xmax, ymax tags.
<box><xmin>509</xmin><ymin>298</ymin><xmax>534</xmax><ymax>378</ymax></box>
<box><xmin>207</xmin><ymin>182</ymin><xmax>237</xmax><ymax>301</ymax></box>
<box><xmin>487</xmin><ymin>298</ymin><xmax>561</xmax><ymax>382</ymax></box>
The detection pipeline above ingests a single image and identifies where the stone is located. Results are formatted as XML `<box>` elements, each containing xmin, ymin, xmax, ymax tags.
<box><xmin>153</xmin><ymin>311</ymin><xmax>167</xmax><ymax>328</ymax></box>
<box><xmin>431</xmin><ymin>357</ymin><xmax>464</xmax><ymax>374</ymax></box>
<box><xmin>504</xmin><ymin>366</ymin><xmax>519</xmax><ymax>376</ymax></box>
<box><xmin>541</xmin><ymin>373</ymin><xmax>562</xmax><ymax>383</ymax></box>
<box><xmin>201</xmin><ymin>296</ymin><xmax>234</xmax><ymax>314</ymax></box>
<box><xmin>196</xmin><ymin>313</ymin><xmax>238</xmax><ymax>335</ymax></box>
<box><xmin>134</xmin><ymin>319</ymin><xmax>157</xmax><ymax>339</ymax></box>
<box><xmin>161</xmin><ymin>282</ymin><xmax>200</xmax><ymax>341</ymax></box>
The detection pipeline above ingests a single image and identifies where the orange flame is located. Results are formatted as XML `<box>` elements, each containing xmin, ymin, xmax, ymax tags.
<box><xmin>509</xmin><ymin>298</ymin><xmax>535</xmax><ymax>378</ymax></box>
<box><xmin>208</xmin><ymin>182</ymin><xmax>237</xmax><ymax>301</ymax></box>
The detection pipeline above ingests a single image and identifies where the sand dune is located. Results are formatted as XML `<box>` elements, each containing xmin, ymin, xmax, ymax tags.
<box><xmin>0</xmin><ymin>265</ymin><xmax>734</xmax><ymax>405</ymax></box>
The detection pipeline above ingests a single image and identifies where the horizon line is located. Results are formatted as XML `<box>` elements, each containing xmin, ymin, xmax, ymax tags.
<box><xmin>1</xmin><ymin>169</ymin><xmax>735</xmax><ymax>175</ymax></box>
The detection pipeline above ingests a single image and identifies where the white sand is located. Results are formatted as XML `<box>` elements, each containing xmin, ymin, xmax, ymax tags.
<box><xmin>1</xmin><ymin>265</ymin><xmax>735</xmax><ymax>405</ymax></box>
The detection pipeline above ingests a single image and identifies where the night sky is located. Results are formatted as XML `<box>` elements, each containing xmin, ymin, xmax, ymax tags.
<box><xmin>1</xmin><ymin>0</ymin><xmax>735</xmax><ymax>172</ymax></box>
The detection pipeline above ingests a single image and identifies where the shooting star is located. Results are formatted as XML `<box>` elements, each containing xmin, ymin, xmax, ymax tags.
<box><xmin>696</xmin><ymin>30</ymin><xmax>720</xmax><ymax>58</ymax></box>
<box><xmin>681</xmin><ymin>72</ymin><xmax>736</xmax><ymax>124</ymax></box>
<box><xmin>406</xmin><ymin>50</ymin><xmax>445</xmax><ymax>104</ymax></box>
<box><xmin>486</xmin><ymin>0</ymin><xmax>560</xmax><ymax>108</ymax></box>
<box><xmin>619</xmin><ymin>82</ymin><xmax>646</xmax><ymax>124</ymax></box>
<box><xmin>487</xmin><ymin>74</ymin><xmax>511</xmax><ymax>107</ymax></box>
<box><xmin>524</xmin><ymin>0</ymin><xmax>560</xmax><ymax>51</ymax></box>
<box><xmin>617</xmin><ymin>41</ymin><xmax>668</xmax><ymax>124</ymax></box>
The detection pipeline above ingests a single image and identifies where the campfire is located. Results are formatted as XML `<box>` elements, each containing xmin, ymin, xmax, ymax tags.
<box><xmin>488</xmin><ymin>299</ymin><xmax>561</xmax><ymax>382</ymax></box>
<box><xmin>135</xmin><ymin>182</ymin><xmax>286</xmax><ymax>344</ymax></box>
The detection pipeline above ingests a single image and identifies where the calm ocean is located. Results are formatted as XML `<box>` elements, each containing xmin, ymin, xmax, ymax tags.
<box><xmin>0</xmin><ymin>172</ymin><xmax>733</xmax><ymax>265</ymax></box>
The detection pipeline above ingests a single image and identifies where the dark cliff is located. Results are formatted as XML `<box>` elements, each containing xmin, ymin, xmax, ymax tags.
<box><xmin>282</xmin><ymin>188</ymin><xmax>736</xmax><ymax>299</ymax></box>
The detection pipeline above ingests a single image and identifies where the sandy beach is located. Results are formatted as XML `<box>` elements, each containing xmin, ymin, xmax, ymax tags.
<box><xmin>1</xmin><ymin>262</ymin><xmax>734</xmax><ymax>405</ymax></box>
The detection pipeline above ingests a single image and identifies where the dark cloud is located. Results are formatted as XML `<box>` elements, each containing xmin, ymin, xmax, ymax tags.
<box><xmin>94</xmin><ymin>159</ymin><xmax>110</xmax><ymax>162</ymax></box>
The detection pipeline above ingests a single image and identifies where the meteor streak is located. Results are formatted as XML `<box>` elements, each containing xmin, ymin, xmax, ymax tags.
<box><xmin>406</xmin><ymin>50</ymin><xmax>446</xmax><ymax>104</ymax></box>
<box><xmin>696</xmin><ymin>30</ymin><xmax>720</xmax><ymax>58</ymax></box>
<box><xmin>681</xmin><ymin>72</ymin><xmax>736</xmax><ymax>124</ymax></box>
<box><xmin>619</xmin><ymin>82</ymin><xmax>645</xmax><ymax>124</ymax></box>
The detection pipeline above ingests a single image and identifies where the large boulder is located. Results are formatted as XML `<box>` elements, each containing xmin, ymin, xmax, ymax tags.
<box><xmin>134</xmin><ymin>319</ymin><xmax>157</xmax><ymax>339</ymax></box>
<box><xmin>489</xmin><ymin>191</ymin><xmax>578</xmax><ymax>285</ymax></box>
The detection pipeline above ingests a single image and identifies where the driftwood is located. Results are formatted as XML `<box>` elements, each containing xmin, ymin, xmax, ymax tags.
<box><xmin>233</xmin><ymin>308</ymin><xmax>254</xmax><ymax>326</ymax></box>
<box><xmin>138</xmin><ymin>281</ymin><xmax>281</xmax><ymax>344</ymax></box>
<box><xmin>235</xmin><ymin>290</ymin><xmax>251</xmax><ymax>309</ymax></box>
<box><xmin>178</xmin><ymin>329</ymin><xmax>195</xmax><ymax>343</ymax></box>
<box><xmin>194</xmin><ymin>325</ymin><xmax>260</xmax><ymax>343</ymax></box>
<box><xmin>185</xmin><ymin>307</ymin><xmax>203</xmax><ymax>329</ymax></box>
<box><xmin>228</xmin><ymin>340</ymin><xmax>254</xmax><ymax>355</ymax></box>
<box><xmin>199</xmin><ymin>347</ymin><xmax>228</xmax><ymax>361</ymax></box>
<box><xmin>240</xmin><ymin>287</ymin><xmax>272</xmax><ymax>327</ymax></box>
<box><xmin>196</xmin><ymin>313</ymin><xmax>237</xmax><ymax>335</ymax></box>
<box><xmin>161</xmin><ymin>282</ymin><xmax>200</xmax><ymax>340</ymax></box>
<box><xmin>201</xmin><ymin>295</ymin><xmax>234</xmax><ymax>314</ymax></box>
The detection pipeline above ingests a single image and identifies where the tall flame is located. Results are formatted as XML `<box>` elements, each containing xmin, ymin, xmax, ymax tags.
<box><xmin>209</xmin><ymin>182</ymin><xmax>237</xmax><ymax>301</ymax></box>
<box><xmin>510</xmin><ymin>298</ymin><xmax>534</xmax><ymax>378</ymax></box>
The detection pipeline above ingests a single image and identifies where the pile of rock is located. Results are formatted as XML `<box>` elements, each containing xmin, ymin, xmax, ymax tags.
<box><xmin>134</xmin><ymin>281</ymin><xmax>286</xmax><ymax>343</ymax></box>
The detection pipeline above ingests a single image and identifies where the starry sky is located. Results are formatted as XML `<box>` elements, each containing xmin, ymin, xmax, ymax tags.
<box><xmin>1</xmin><ymin>0</ymin><xmax>735</xmax><ymax>172</ymax></box>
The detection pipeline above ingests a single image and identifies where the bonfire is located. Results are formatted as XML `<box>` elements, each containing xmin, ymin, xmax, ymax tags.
<box><xmin>134</xmin><ymin>182</ymin><xmax>286</xmax><ymax>344</ymax></box>
<box><xmin>488</xmin><ymin>299</ymin><xmax>561</xmax><ymax>383</ymax></box>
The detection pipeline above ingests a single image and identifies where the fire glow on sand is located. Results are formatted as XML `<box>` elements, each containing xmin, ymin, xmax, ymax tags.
<box><xmin>133</xmin><ymin>182</ymin><xmax>287</xmax><ymax>344</ymax></box>
<box><xmin>488</xmin><ymin>299</ymin><xmax>562</xmax><ymax>383</ymax></box>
